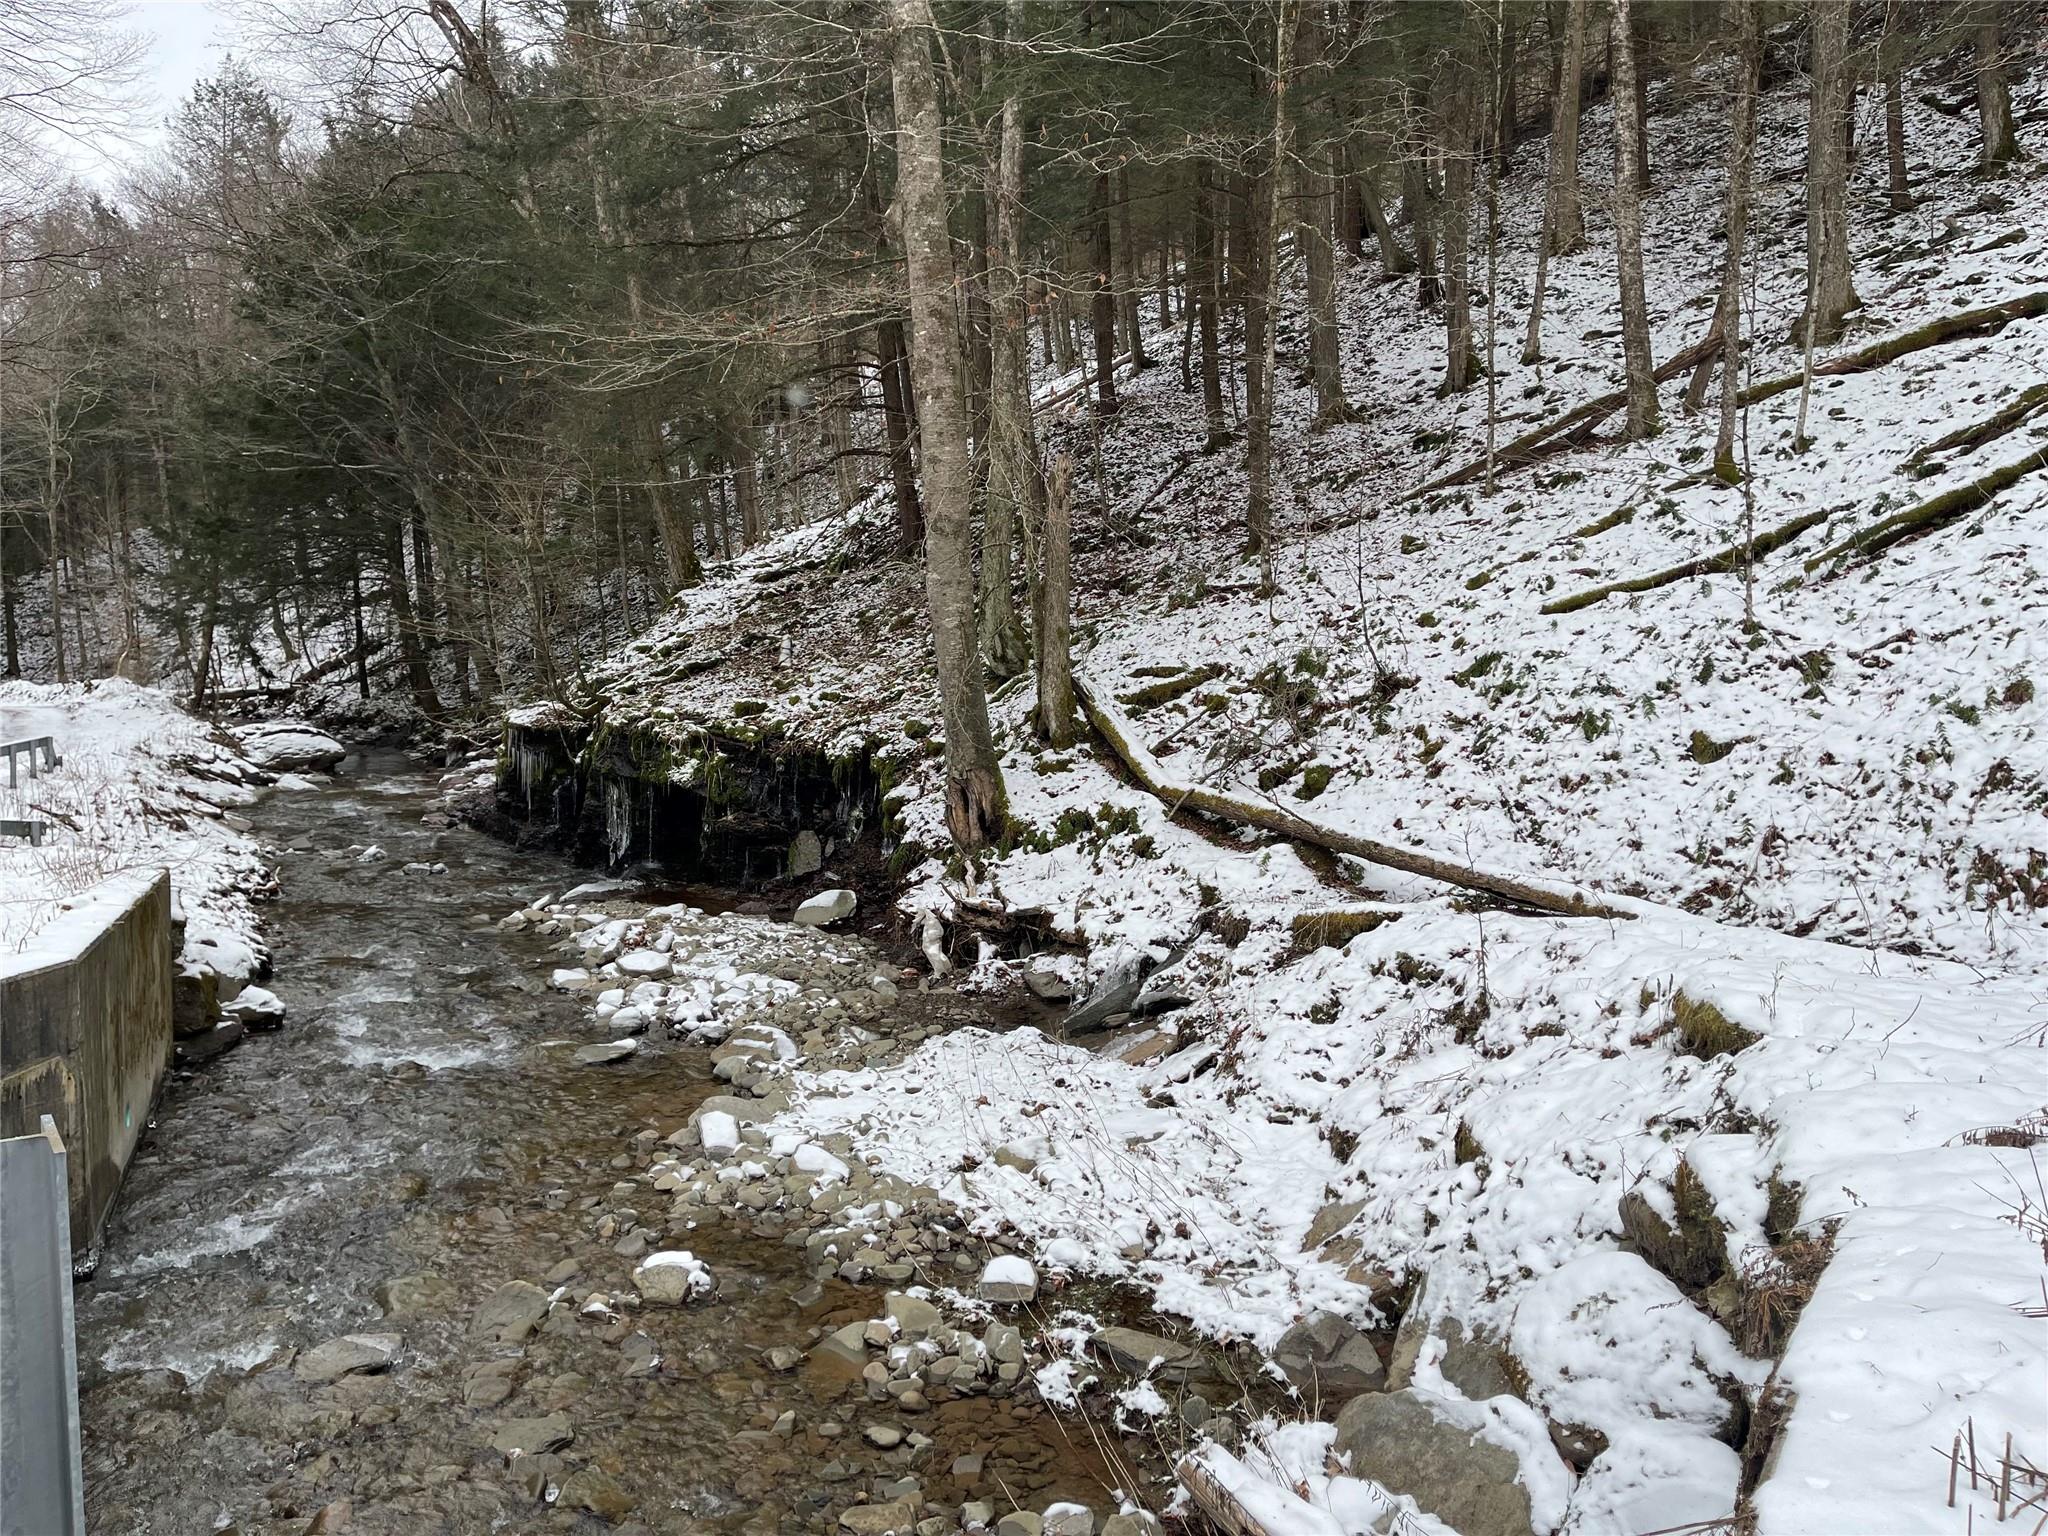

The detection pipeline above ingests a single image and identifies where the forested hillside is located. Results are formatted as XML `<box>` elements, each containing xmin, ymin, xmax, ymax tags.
<box><xmin>6</xmin><ymin>2</ymin><xmax>2047</xmax><ymax>1534</ymax></box>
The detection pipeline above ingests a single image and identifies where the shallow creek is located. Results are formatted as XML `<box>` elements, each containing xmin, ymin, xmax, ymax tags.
<box><xmin>75</xmin><ymin>755</ymin><xmax>1139</xmax><ymax>1536</ymax></box>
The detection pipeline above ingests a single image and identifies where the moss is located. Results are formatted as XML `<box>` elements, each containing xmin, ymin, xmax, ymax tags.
<box><xmin>1571</xmin><ymin>506</ymin><xmax>1637</xmax><ymax>540</ymax></box>
<box><xmin>1416</xmin><ymin>611</ymin><xmax>1438</xmax><ymax>628</ymax></box>
<box><xmin>902</xmin><ymin>719</ymin><xmax>932</xmax><ymax>740</ymax></box>
<box><xmin>1618</xmin><ymin>1159</ymin><xmax>1729</xmax><ymax>1289</ymax></box>
<box><xmin>1400</xmin><ymin>533</ymin><xmax>1427</xmax><ymax>555</ymax></box>
<box><xmin>1673</xmin><ymin>990</ymin><xmax>1761</xmax><ymax>1059</ymax></box>
<box><xmin>1464</xmin><ymin>569</ymin><xmax>1495</xmax><ymax>591</ymax></box>
<box><xmin>1257</xmin><ymin>758</ymin><xmax>1305</xmax><ymax>792</ymax></box>
<box><xmin>730</xmin><ymin>698</ymin><xmax>769</xmax><ymax>718</ymax></box>
<box><xmin>1689</xmin><ymin>729</ymin><xmax>1737</xmax><ymax>765</ymax></box>
<box><xmin>1453</xmin><ymin>1120</ymin><xmax>1485</xmax><ymax>1166</ymax></box>
<box><xmin>1118</xmin><ymin>663</ymin><xmax>1226</xmax><ymax>710</ymax></box>
<box><xmin>1288</xmin><ymin>908</ymin><xmax>1400</xmax><ymax>955</ymax></box>
<box><xmin>1296</xmin><ymin>763</ymin><xmax>1334</xmax><ymax>800</ymax></box>
<box><xmin>1390</xmin><ymin>952</ymin><xmax>1444</xmax><ymax>986</ymax></box>
<box><xmin>1451</xmin><ymin>650</ymin><xmax>1505</xmax><ymax>686</ymax></box>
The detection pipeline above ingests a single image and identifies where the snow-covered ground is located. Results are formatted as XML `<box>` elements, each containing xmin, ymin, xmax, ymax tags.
<box><xmin>0</xmin><ymin>680</ymin><xmax>278</xmax><ymax>982</ymax></box>
<box><xmin>537</xmin><ymin>51</ymin><xmax>2048</xmax><ymax>1536</ymax></box>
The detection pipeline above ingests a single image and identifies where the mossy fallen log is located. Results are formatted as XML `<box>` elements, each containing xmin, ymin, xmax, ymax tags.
<box><xmin>1738</xmin><ymin>291</ymin><xmax>2048</xmax><ymax>408</ymax></box>
<box><xmin>1540</xmin><ymin>507</ymin><xmax>1833</xmax><ymax>614</ymax></box>
<box><xmin>1803</xmin><ymin>443</ymin><xmax>2048</xmax><ymax>572</ymax></box>
<box><xmin>1899</xmin><ymin>382</ymin><xmax>2048</xmax><ymax>473</ymax></box>
<box><xmin>1412</xmin><ymin>330</ymin><xmax>1722</xmax><ymax>497</ymax></box>
<box><xmin>1077</xmin><ymin>679</ymin><xmax>1631</xmax><ymax>920</ymax></box>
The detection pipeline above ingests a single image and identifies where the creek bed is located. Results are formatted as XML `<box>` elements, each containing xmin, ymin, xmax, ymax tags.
<box><xmin>75</xmin><ymin>753</ymin><xmax>1150</xmax><ymax>1536</ymax></box>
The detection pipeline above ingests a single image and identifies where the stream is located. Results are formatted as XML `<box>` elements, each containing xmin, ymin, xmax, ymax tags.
<box><xmin>75</xmin><ymin>754</ymin><xmax>1134</xmax><ymax>1536</ymax></box>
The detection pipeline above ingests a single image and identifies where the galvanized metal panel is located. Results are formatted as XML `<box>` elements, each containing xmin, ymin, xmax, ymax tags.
<box><xmin>0</xmin><ymin>1117</ymin><xmax>86</xmax><ymax>1536</ymax></box>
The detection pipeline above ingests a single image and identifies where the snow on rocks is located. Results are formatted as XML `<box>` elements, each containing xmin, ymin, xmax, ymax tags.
<box><xmin>629</xmin><ymin>1250</ymin><xmax>712</xmax><ymax>1305</ymax></box>
<box><xmin>230</xmin><ymin>720</ymin><xmax>347</xmax><ymax>773</ymax></box>
<box><xmin>978</xmin><ymin>1255</ymin><xmax>1038</xmax><ymax>1305</ymax></box>
<box><xmin>794</xmin><ymin>887</ymin><xmax>858</xmax><ymax>927</ymax></box>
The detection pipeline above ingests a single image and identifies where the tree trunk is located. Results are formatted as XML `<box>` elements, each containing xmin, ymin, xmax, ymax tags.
<box><xmin>1544</xmin><ymin>0</ymin><xmax>1589</xmax><ymax>256</ymax></box>
<box><xmin>386</xmin><ymin>516</ymin><xmax>443</xmax><ymax>719</ymax></box>
<box><xmin>1034</xmin><ymin>454</ymin><xmax>1077</xmax><ymax>747</ymax></box>
<box><xmin>1358</xmin><ymin>168</ymin><xmax>1414</xmax><ymax>276</ymax></box>
<box><xmin>1115</xmin><ymin>163</ymin><xmax>1149</xmax><ymax>370</ymax></box>
<box><xmin>1496</xmin><ymin>6</ymin><xmax>1518</xmax><ymax>174</ymax></box>
<box><xmin>1628</xmin><ymin>0</ymin><xmax>1652</xmax><ymax>189</ymax></box>
<box><xmin>1882</xmin><ymin>1</ymin><xmax>1911</xmax><ymax>211</ymax></box>
<box><xmin>1713</xmin><ymin>0</ymin><xmax>1762</xmax><ymax>483</ymax></box>
<box><xmin>1302</xmin><ymin>157</ymin><xmax>1354</xmax><ymax>425</ymax></box>
<box><xmin>888</xmin><ymin>0</ymin><xmax>1007</xmax><ymax>849</ymax></box>
<box><xmin>1612</xmin><ymin>0</ymin><xmax>1658</xmax><ymax>439</ymax></box>
<box><xmin>1404</xmin><ymin>84</ymin><xmax>1443</xmax><ymax>306</ymax></box>
<box><xmin>877</xmin><ymin>318</ymin><xmax>923</xmax><ymax>557</ymax></box>
<box><xmin>1089</xmin><ymin>170</ymin><xmax>1120</xmax><ymax>414</ymax></box>
<box><xmin>1974</xmin><ymin>7</ymin><xmax>2022</xmax><ymax>169</ymax></box>
<box><xmin>1194</xmin><ymin>159</ymin><xmax>1229</xmax><ymax>448</ymax></box>
<box><xmin>350</xmin><ymin>562</ymin><xmax>371</xmax><ymax>700</ymax></box>
<box><xmin>1440</xmin><ymin>69</ymin><xmax>1478</xmax><ymax>395</ymax></box>
<box><xmin>981</xmin><ymin>80</ymin><xmax>1033</xmax><ymax>682</ymax></box>
<box><xmin>1796</xmin><ymin>0</ymin><xmax>1860</xmax><ymax>344</ymax></box>
<box><xmin>1244</xmin><ymin>150</ymin><xmax>1279</xmax><ymax>564</ymax></box>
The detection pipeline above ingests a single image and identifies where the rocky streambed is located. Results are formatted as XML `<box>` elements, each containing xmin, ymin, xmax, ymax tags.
<box><xmin>73</xmin><ymin>754</ymin><xmax>1214</xmax><ymax>1536</ymax></box>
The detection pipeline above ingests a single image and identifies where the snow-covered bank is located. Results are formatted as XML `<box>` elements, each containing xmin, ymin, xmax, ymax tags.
<box><xmin>505</xmin><ymin>48</ymin><xmax>2048</xmax><ymax>1536</ymax></box>
<box><xmin>0</xmin><ymin>680</ymin><xmax>283</xmax><ymax>986</ymax></box>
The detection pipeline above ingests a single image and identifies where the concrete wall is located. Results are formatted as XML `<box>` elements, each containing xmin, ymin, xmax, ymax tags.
<box><xmin>0</xmin><ymin>869</ymin><xmax>172</xmax><ymax>1259</ymax></box>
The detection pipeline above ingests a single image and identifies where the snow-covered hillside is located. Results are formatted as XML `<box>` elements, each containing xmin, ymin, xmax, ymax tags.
<box><xmin>540</xmin><ymin>50</ymin><xmax>2047</xmax><ymax>1536</ymax></box>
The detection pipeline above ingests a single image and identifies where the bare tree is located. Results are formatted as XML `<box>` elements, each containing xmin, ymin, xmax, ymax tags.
<box><xmin>1795</xmin><ymin>0</ymin><xmax>1859</xmax><ymax>344</ymax></box>
<box><xmin>1714</xmin><ymin>0</ymin><xmax>1762</xmax><ymax>485</ymax></box>
<box><xmin>1611</xmin><ymin>0</ymin><xmax>1657</xmax><ymax>439</ymax></box>
<box><xmin>1973</xmin><ymin>3</ymin><xmax>2023</xmax><ymax>170</ymax></box>
<box><xmin>887</xmin><ymin>0</ymin><xmax>1006</xmax><ymax>849</ymax></box>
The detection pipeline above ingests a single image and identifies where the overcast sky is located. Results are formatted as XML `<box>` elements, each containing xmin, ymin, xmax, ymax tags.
<box><xmin>74</xmin><ymin>0</ymin><xmax>234</xmax><ymax>185</ymax></box>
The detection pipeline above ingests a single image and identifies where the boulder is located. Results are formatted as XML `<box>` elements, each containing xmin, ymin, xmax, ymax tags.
<box><xmin>472</xmin><ymin>1280</ymin><xmax>551</xmax><ymax>1343</ymax></box>
<box><xmin>839</xmin><ymin>1500</ymin><xmax>920</xmax><ymax>1535</ymax></box>
<box><xmin>234</xmin><ymin>722</ymin><xmax>347</xmax><ymax>772</ymax></box>
<box><xmin>795</xmin><ymin>888</ymin><xmax>859</xmax><ymax>927</ymax></box>
<box><xmin>978</xmin><ymin>1256</ymin><xmax>1039</xmax><ymax>1305</ymax></box>
<box><xmin>1329</xmin><ymin>1389</ymin><xmax>1538</xmax><ymax>1536</ymax></box>
<box><xmin>883</xmin><ymin>1292</ymin><xmax>942</xmax><ymax>1340</ymax></box>
<box><xmin>220</xmin><ymin>985</ymin><xmax>287</xmax><ymax>1031</ymax></box>
<box><xmin>1091</xmin><ymin>1326</ymin><xmax>1209</xmax><ymax>1383</ymax></box>
<box><xmin>1272</xmin><ymin>1311</ymin><xmax>1386</xmax><ymax>1402</ymax></box>
<box><xmin>557</xmin><ymin>1467</ymin><xmax>634</xmax><ymax>1520</ymax></box>
<box><xmin>788</xmin><ymin>830</ymin><xmax>824</xmax><ymax>877</ymax></box>
<box><xmin>294</xmin><ymin>1333</ymin><xmax>399</xmax><ymax>1384</ymax></box>
<box><xmin>632</xmin><ymin>1250</ymin><xmax>712</xmax><ymax>1305</ymax></box>
<box><xmin>1020</xmin><ymin>964</ymin><xmax>1075</xmax><ymax>1005</ymax></box>
<box><xmin>573</xmin><ymin>1039</ymin><xmax>639</xmax><ymax>1066</ymax></box>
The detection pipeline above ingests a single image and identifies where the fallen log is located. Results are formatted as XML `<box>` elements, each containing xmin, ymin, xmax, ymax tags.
<box><xmin>1739</xmin><ymin>291</ymin><xmax>2048</xmax><ymax>407</ymax></box>
<box><xmin>1077</xmin><ymin>678</ymin><xmax>1629</xmax><ymax>920</ymax></box>
<box><xmin>1178</xmin><ymin>1446</ymin><xmax>1346</xmax><ymax>1536</ymax></box>
<box><xmin>1899</xmin><ymin>382</ymin><xmax>2048</xmax><ymax>473</ymax></box>
<box><xmin>1803</xmin><ymin>443</ymin><xmax>2048</xmax><ymax>572</ymax></box>
<box><xmin>1539</xmin><ymin>506</ymin><xmax>1834</xmax><ymax>614</ymax></box>
<box><xmin>1412</xmin><ymin>330</ymin><xmax>1722</xmax><ymax>497</ymax></box>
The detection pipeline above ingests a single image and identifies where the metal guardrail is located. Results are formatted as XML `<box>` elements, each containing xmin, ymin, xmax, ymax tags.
<box><xmin>0</xmin><ymin>1117</ymin><xmax>87</xmax><ymax>1536</ymax></box>
<box><xmin>1</xmin><ymin>737</ymin><xmax>61</xmax><ymax>791</ymax></box>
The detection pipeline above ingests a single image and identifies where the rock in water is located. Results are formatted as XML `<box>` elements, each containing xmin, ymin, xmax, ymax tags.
<box><xmin>1329</xmin><ymin>1389</ymin><xmax>1541</xmax><ymax>1536</ymax></box>
<box><xmin>220</xmin><ymin>985</ymin><xmax>287</xmax><ymax>1030</ymax></box>
<box><xmin>294</xmin><ymin>1333</ymin><xmax>399</xmax><ymax>1383</ymax></box>
<box><xmin>489</xmin><ymin>1413</ymin><xmax>574</xmax><ymax>1457</ymax></box>
<box><xmin>573</xmin><ymin>1039</ymin><xmax>639</xmax><ymax>1066</ymax></box>
<box><xmin>1272</xmin><ymin>1311</ymin><xmax>1387</xmax><ymax>1402</ymax></box>
<box><xmin>794</xmin><ymin>888</ymin><xmax>858</xmax><ymax>927</ymax></box>
<box><xmin>472</xmin><ymin>1280</ymin><xmax>552</xmax><ymax>1343</ymax></box>
<box><xmin>839</xmin><ymin>1499</ymin><xmax>919</xmax><ymax>1534</ymax></box>
<box><xmin>978</xmin><ymin>1255</ymin><xmax>1039</xmax><ymax>1304</ymax></box>
<box><xmin>233</xmin><ymin>721</ymin><xmax>348</xmax><ymax>772</ymax></box>
<box><xmin>632</xmin><ymin>1250</ymin><xmax>713</xmax><ymax>1304</ymax></box>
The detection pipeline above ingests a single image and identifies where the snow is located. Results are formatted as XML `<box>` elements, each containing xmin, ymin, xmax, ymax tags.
<box><xmin>537</xmin><ymin>52</ymin><xmax>2048</xmax><ymax>1536</ymax></box>
<box><xmin>0</xmin><ymin>680</ymin><xmax>272</xmax><ymax>982</ymax></box>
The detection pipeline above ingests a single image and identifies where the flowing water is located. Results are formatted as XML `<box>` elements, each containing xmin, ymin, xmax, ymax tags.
<box><xmin>75</xmin><ymin>755</ymin><xmax>1132</xmax><ymax>1536</ymax></box>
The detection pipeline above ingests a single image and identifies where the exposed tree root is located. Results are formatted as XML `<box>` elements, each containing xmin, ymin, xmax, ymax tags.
<box><xmin>1899</xmin><ymin>383</ymin><xmax>2048</xmax><ymax>473</ymax></box>
<box><xmin>1413</xmin><ymin>331</ymin><xmax>1722</xmax><ymax>496</ymax></box>
<box><xmin>1738</xmin><ymin>291</ymin><xmax>2048</xmax><ymax>407</ymax></box>
<box><xmin>1802</xmin><ymin>444</ymin><xmax>2048</xmax><ymax>572</ymax></box>
<box><xmin>1540</xmin><ymin>508</ymin><xmax>1833</xmax><ymax>614</ymax></box>
<box><xmin>1076</xmin><ymin>678</ymin><xmax>1630</xmax><ymax>920</ymax></box>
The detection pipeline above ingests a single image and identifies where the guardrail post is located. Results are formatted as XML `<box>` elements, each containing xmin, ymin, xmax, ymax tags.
<box><xmin>0</xmin><ymin>1116</ymin><xmax>87</xmax><ymax>1536</ymax></box>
